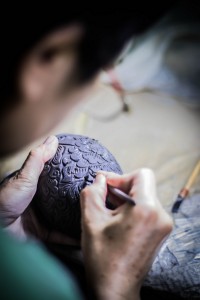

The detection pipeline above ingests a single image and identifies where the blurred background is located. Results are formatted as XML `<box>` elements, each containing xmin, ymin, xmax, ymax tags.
<box><xmin>0</xmin><ymin>1</ymin><xmax>200</xmax><ymax>212</ymax></box>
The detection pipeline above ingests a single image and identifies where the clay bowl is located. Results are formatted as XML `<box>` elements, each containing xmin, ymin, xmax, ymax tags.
<box><xmin>33</xmin><ymin>134</ymin><xmax>123</xmax><ymax>239</ymax></box>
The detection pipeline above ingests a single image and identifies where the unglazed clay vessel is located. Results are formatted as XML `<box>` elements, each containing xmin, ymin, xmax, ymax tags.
<box><xmin>33</xmin><ymin>134</ymin><xmax>122</xmax><ymax>239</ymax></box>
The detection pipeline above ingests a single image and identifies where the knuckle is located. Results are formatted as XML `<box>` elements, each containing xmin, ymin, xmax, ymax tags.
<box><xmin>80</xmin><ymin>186</ymin><xmax>93</xmax><ymax>200</ymax></box>
<box><xmin>13</xmin><ymin>172</ymin><xmax>33</xmax><ymax>189</ymax></box>
<box><xmin>136</xmin><ymin>205</ymin><xmax>158</xmax><ymax>223</ymax></box>
<box><xmin>139</xmin><ymin>167</ymin><xmax>154</xmax><ymax>178</ymax></box>
<box><xmin>80</xmin><ymin>186</ymin><xmax>98</xmax><ymax>210</ymax></box>
<box><xmin>81</xmin><ymin>184</ymin><xmax>100</xmax><ymax>196</ymax></box>
<box><xmin>17</xmin><ymin>167</ymin><xmax>32</xmax><ymax>184</ymax></box>
<box><xmin>7</xmin><ymin>169</ymin><xmax>26</xmax><ymax>183</ymax></box>
<box><xmin>150</xmin><ymin>210</ymin><xmax>173</xmax><ymax>236</ymax></box>
<box><xmin>159</xmin><ymin>215</ymin><xmax>173</xmax><ymax>235</ymax></box>
<box><xmin>135</xmin><ymin>204</ymin><xmax>173</xmax><ymax>237</ymax></box>
<box><xmin>145</xmin><ymin>208</ymin><xmax>159</xmax><ymax>225</ymax></box>
<box><xmin>29</xmin><ymin>147</ymin><xmax>43</xmax><ymax>159</ymax></box>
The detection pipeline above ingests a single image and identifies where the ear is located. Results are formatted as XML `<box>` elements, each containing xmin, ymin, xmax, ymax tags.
<box><xmin>19</xmin><ymin>24</ymin><xmax>83</xmax><ymax>102</ymax></box>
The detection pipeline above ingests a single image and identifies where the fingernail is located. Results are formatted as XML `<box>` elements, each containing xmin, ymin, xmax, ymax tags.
<box><xmin>96</xmin><ymin>171</ymin><xmax>108</xmax><ymax>177</ymax></box>
<box><xmin>43</xmin><ymin>135</ymin><xmax>57</xmax><ymax>145</ymax></box>
<box><xmin>95</xmin><ymin>173</ymin><xmax>106</xmax><ymax>184</ymax></box>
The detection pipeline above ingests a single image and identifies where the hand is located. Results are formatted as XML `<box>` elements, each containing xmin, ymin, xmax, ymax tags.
<box><xmin>80</xmin><ymin>169</ymin><xmax>173</xmax><ymax>300</ymax></box>
<box><xmin>0</xmin><ymin>136</ymin><xmax>79</xmax><ymax>246</ymax></box>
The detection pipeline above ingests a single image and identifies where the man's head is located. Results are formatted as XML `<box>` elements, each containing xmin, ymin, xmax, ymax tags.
<box><xmin>0</xmin><ymin>5</ymin><xmax>176</xmax><ymax>156</ymax></box>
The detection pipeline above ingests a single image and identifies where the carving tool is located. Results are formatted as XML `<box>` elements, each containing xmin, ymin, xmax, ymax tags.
<box><xmin>107</xmin><ymin>184</ymin><xmax>136</xmax><ymax>206</ymax></box>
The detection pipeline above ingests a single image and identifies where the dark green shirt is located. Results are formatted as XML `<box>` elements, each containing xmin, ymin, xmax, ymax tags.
<box><xmin>0</xmin><ymin>229</ymin><xmax>83</xmax><ymax>300</ymax></box>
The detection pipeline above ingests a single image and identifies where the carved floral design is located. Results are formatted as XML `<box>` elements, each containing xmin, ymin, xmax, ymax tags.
<box><xmin>34</xmin><ymin>134</ymin><xmax>122</xmax><ymax>238</ymax></box>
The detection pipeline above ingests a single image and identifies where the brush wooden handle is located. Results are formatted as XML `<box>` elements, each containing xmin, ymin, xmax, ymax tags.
<box><xmin>185</xmin><ymin>160</ymin><xmax>200</xmax><ymax>191</ymax></box>
<box><xmin>172</xmin><ymin>159</ymin><xmax>200</xmax><ymax>213</ymax></box>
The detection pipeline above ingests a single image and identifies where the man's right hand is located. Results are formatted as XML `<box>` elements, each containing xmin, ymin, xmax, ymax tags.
<box><xmin>80</xmin><ymin>169</ymin><xmax>173</xmax><ymax>300</ymax></box>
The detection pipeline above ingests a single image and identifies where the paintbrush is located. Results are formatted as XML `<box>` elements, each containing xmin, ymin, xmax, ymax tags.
<box><xmin>107</xmin><ymin>184</ymin><xmax>136</xmax><ymax>206</ymax></box>
<box><xmin>172</xmin><ymin>159</ymin><xmax>200</xmax><ymax>213</ymax></box>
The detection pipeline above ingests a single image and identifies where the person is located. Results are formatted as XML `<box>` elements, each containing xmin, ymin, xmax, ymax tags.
<box><xmin>0</xmin><ymin>6</ymin><xmax>175</xmax><ymax>300</ymax></box>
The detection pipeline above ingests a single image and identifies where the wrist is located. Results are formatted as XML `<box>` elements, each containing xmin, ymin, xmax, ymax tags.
<box><xmin>95</xmin><ymin>285</ymin><xmax>141</xmax><ymax>300</ymax></box>
<box><xmin>90</xmin><ymin>274</ymin><xmax>141</xmax><ymax>300</ymax></box>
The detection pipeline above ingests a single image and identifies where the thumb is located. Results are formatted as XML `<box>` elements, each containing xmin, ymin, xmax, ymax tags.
<box><xmin>19</xmin><ymin>135</ymin><xmax>58</xmax><ymax>185</ymax></box>
<box><xmin>0</xmin><ymin>136</ymin><xmax>58</xmax><ymax>223</ymax></box>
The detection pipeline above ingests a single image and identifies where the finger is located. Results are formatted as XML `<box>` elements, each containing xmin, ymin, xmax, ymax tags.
<box><xmin>81</xmin><ymin>174</ymin><xmax>107</xmax><ymax>210</ymax></box>
<box><xmin>18</xmin><ymin>135</ymin><xmax>58</xmax><ymax>184</ymax></box>
<box><xmin>99</xmin><ymin>169</ymin><xmax>159</xmax><ymax>207</ymax></box>
<box><xmin>0</xmin><ymin>136</ymin><xmax>58</xmax><ymax>224</ymax></box>
<box><xmin>4</xmin><ymin>136</ymin><xmax>58</xmax><ymax>211</ymax></box>
<box><xmin>80</xmin><ymin>174</ymin><xmax>109</xmax><ymax>228</ymax></box>
<box><xmin>97</xmin><ymin>171</ymin><xmax>134</xmax><ymax>192</ymax></box>
<box><xmin>128</xmin><ymin>168</ymin><xmax>159</xmax><ymax>207</ymax></box>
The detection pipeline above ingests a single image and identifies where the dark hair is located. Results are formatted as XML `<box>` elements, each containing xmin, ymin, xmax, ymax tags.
<box><xmin>0</xmin><ymin>4</ymin><xmax>176</xmax><ymax>109</ymax></box>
